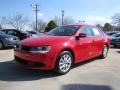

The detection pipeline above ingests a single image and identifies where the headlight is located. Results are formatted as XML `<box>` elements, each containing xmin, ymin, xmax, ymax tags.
<box><xmin>29</xmin><ymin>46</ymin><xmax>52</xmax><ymax>53</ymax></box>
<box><xmin>5</xmin><ymin>37</ymin><xmax>14</xmax><ymax>41</ymax></box>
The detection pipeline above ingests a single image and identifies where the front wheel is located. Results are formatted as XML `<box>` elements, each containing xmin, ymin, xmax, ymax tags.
<box><xmin>55</xmin><ymin>51</ymin><xmax>73</xmax><ymax>74</ymax></box>
<box><xmin>100</xmin><ymin>45</ymin><xmax>108</xmax><ymax>59</ymax></box>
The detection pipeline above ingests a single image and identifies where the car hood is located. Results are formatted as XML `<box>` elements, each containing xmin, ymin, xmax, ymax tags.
<box><xmin>21</xmin><ymin>35</ymin><xmax>71</xmax><ymax>46</ymax></box>
<box><xmin>0</xmin><ymin>34</ymin><xmax>18</xmax><ymax>39</ymax></box>
<box><xmin>110</xmin><ymin>36</ymin><xmax>116</xmax><ymax>40</ymax></box>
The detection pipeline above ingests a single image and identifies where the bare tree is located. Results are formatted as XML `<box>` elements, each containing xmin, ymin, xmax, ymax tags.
<box><xmin>0</xmin><ymin>24</ymin><xmax>2</xmax><ymax>30</ymax></box>
<box><xmin>2</xmin><ymin>14</ymin><xmax>28</xmax><ymax>30</ymax></box>
<box><xmin>112</xmin><ymin>13</ymin><xmax>120</xmax><ymax>31</ymax></box>
<box><xmin>53</xmin><ymin>16</ymin><xmax>75</xmax><ymax>26</ymax></box>
<box><xmin>30</xmin><ymin>19</ymin><xmax>46</xmax><ymax>32</ymax></box>
<box><xmin>0</xmin><ymin>17</ymin><xmax>5</xmax><ymax>29</ymax></box>
<box><xmin>112</xmin><ymin>13</ymin><xmax>120</xmax><ymax>26</ymax></box>
<box><xmin>63</xmin><ymin>17</ymin><xmax>75</xmax><ymax>25</ymax></box>
<box><xmin>53</xmin><ymin>16</ymin><xmax>61</xmax><ymax>26</ymax></box>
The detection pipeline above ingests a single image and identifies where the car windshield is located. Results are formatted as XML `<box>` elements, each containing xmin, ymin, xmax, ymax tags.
<box><xmin>21</xmin><ymin>30</ymin><xmax>28</xmax><ymax>34</ymax></box>
<box><xmin>46</xmin><ymin>25</ymin><xmax>80</xmax><ymax>36</ymax></box>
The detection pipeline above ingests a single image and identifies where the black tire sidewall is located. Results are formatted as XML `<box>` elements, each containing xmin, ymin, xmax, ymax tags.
<box><xmin>101</xmin><ymin>45</ymin><xmax>108</xmax><ymax>59</ymax></box>
<box><xmin>0</xmin><ymin>41</ymin><xmax>3</xmax><ymax>49</ymax></box>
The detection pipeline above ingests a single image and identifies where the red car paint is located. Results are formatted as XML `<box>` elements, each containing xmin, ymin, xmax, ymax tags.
<box><xmin>14</xmin><ymin>25</ymin><xmax>110</xmax><ymax>70</ymax></box>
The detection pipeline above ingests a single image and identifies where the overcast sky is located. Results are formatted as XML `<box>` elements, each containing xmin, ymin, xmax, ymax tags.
<box><xmin>0</xmin><ymin>0</ymin><xmax>120</xmax><ymax>25</ymax></box>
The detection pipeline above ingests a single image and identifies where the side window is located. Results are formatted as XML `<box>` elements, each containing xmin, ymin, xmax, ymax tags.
<box><xmin>13</xmin><ymin>31</ymin><xmax>17</xmax><ymax>35</ymax></box>
<box><xmin>2</xmin><ymin>30</ymin><xmax>7</xmax><ymax>34</ymax></box>
<box><xmin>7</xmin><ymin>31</ymin><xmax>14</xmax><ymax>35</ymax></box>
<box><xmin>80</xmin><ymin>27</ymin><xmax>93</xmax><ymax>36</ymax></box>
<box><xmin>92</xmin><ymin>27</ymin><xmax>102</xmax><ymax>36</ymax></box>
<box><xmin>7</xmin><ymin>30</ymin><xmax>17</xmax><ymax>35</ymax></box>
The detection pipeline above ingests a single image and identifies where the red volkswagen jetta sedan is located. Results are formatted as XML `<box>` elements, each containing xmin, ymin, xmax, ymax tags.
<box><xmin>15</xmin><ymin>25</ymin><xmax>110</xmax><ymax>74</ymax></box>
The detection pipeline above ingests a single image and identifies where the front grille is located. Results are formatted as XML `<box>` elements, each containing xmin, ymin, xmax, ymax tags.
<box><xmin>21</xmin><ymin>46</ymin><xmax>31</xmax><ymax>51</ymax></box>
<box><xmin>16</xmin><ymin>44</ymin><xmax>32</xmax><ymax>51</ymax></box>
<box><xmin>15</xmin><ymin>56</ymin><xmax>45</xmax><ymax>67</ymax></box>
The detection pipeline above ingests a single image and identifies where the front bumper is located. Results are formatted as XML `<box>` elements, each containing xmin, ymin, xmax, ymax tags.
<box><xmin>14</xmin><ymin>50</ymin><xmax>56</xmax><ymax>70</ymax></box>
<box><xmin>3</xmin><ymin>40</ymin><xmax>20</xmax><ymax>47</ymax></box>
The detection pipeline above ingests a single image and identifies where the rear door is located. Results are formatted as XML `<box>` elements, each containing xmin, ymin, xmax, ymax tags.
<box><xmin>91</xmin><ymin>27</ymin><xmax>105</xmax><ymax>56</ymax></box>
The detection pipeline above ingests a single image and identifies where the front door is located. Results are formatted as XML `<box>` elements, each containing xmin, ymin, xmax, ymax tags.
<box><xmin>75</xmin><ymin>26</ymin><xmax>94</xmax><ymax>63</ymax></box>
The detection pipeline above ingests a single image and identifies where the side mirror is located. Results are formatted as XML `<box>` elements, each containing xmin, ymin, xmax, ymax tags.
<box><xmin>76</xmin><ymin>33</ymin><xmax>87</xmax><ymax>39</ymax></box>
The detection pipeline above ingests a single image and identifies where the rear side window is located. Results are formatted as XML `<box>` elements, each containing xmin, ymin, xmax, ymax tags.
<box><xmin>80</xmin><ymin>26</ymin><xmax>93</xmax><ymax>36</ymax></box>
<box><xmin>92</xmin><ymin>27</ymin><xmax>102</xmax><ymax>36</ymax></box>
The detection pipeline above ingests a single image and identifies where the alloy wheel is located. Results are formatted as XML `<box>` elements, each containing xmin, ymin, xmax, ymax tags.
<box><xmin>103</xmin><ymin>45</ymin><xmax>108</xmax><ymax>58</ymax></box>
<box><xmin>56</xmin><ymin>51</ymin><xmax>73</xmax><ymax>74</ymax></box>
<box><xmin>59</xmin><ymin>54</ymin><xmax>72</xmax><ymax>73</ymax></box>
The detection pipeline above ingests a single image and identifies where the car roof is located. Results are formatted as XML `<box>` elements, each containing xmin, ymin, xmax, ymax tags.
<box><xmin>64</xmin><ymin>24</ymin><xmax>94</xmax><ymax>27</ymax></box>
<box><xmin>106</xmin><ymin>31</ymin><xmax>119</xmax><ymax>33</ymax></box>
<box><xmin>2</xmin><ymin>29</ymin><xmax>28</xmax><ymax>33</ymax></box>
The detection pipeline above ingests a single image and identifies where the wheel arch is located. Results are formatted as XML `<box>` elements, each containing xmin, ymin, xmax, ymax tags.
<box><xmin>59</xmin><ymin>48</ymin><xmax>75</xmax><ymax>64</ymax></box>
<box><xmin>104</xmin><ymin>43</ymin><xmax>109</xmax><ymax>49</ymax></box>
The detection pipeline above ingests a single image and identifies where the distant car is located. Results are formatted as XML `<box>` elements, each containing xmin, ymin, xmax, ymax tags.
<box><xmin>111</xmin><ymin>33</ymin><xmax>120</xmax><ymax>37</ymax></box>
<box><xmin>15</xmin><ymin>24</ymin><xmax>110</xmax><ymax>74</ymax></box>
<box><xmin>27</xmin><ymin>31</ymin><xmax>43</xmax><ymax>37</ymax></box>
<box><xmin>0</xmin><ymin>31</ymin><xmax>19</xmax><ymax>49</ymax></box>
<box><xmin>110</xmin><ymin>33</ymin><xmax>120</xmax><ymax>47</ymax></box>
<box><xmin>109</xmin><ymin>32</ymin><xmax>120</xmax><ymax>41</ymax></box>
<box><xmin>106</xmin><ymin>31</ymin><xmax>119</xmax><ymax>36</ymax></box>
<box><xmin>110</xmin><ymin>37</ymin><xmax>120</xmax><ymax>47</ymax></box>
<box><xmin>2</xmin><ymin>29</ymin><xmax>30</xmax><ymax>40</ymax></box>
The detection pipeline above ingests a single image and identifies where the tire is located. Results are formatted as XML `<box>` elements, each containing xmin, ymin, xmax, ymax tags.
<box><xmin>100</xmin><ymin>45</ymin><xmax>108</xmax><ymax>59</ymax></box>
<box><xmin>55</xmin><ymin>51</ymin><xmax>73</xmax><ymax>74</ymax></box>
<box><xmin>0</xmin><ymin>41</ymin><xmax>4</xmax><ymax>49</ymax></box>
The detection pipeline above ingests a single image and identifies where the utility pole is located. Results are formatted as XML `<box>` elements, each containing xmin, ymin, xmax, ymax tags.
<box><xmin>61</xmin><ymin>10</ymin><xmax>64</xmax><ymax>26</ymax></box>
<box><xmin>31</xmin><ymin>4</ymin><xmax>39</xmax><ymax>31</ymax></box>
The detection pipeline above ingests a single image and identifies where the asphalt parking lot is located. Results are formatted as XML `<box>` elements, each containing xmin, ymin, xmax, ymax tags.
<box><xmin>0</xmin><ymin>48</ymin><xmax>120</xmax><ymax>90</ymax></box>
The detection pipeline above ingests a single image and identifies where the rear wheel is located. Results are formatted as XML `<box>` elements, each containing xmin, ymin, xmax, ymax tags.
<box><xmin>100</xmin><ymin>45</ymin><xmax>108</xmax><ymax>59</ymax></box>
<box><xmin>55</xmin><ymin>51</ymin><xmax>73</xmax><ymax>74</ymax></box>
<box><xmin>0</xmin><ymin>41</ymin><xmax>3</xmax><ymax>49</ymax></box>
